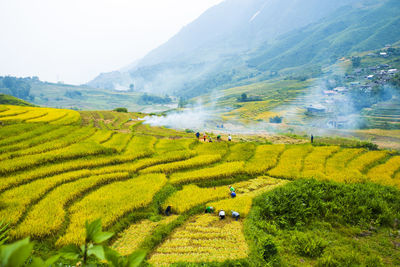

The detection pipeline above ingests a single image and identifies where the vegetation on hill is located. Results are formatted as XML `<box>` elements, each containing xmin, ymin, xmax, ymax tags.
<box><xmin>0</xmin><ymin>94</ymin><xmax>35</xmax><ymax>107</ymax></box>
<box><xmin>0</xmin><ymin>76</ymin><xmax>35</xmax><ymax>101</ymax></box>
<box><xmin>247</xmin><ymin>179</ymin><xmax>400</xmax><ymax>266</ymax></box>
<box><xmin>249</xmin><ymin>0</ymin><xmax>400</xmax><ymax>72</ymax></box>
<box><xmin>87</xmin><ymin>0</ymin><xmax>400</xmax><ymax>101</ymax></box>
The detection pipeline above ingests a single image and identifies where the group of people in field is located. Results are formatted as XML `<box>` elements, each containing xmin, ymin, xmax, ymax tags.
<box><xmin>195</xmin><ymin>132</ymin><xmax>232</xmax><ymax>143</ymax></box>
<box><xmin>165</xmin><ymin>185</ymin><xmax>240</xmax><ymax>221</ymax></box>
<box><xmin>204</xmin><ymin>185</ymin><xmax>240</xmax><ymax>221</ymax></box>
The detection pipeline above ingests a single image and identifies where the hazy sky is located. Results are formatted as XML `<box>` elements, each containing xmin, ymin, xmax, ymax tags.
<box><xmin>0</xmin><ymin>0</ymin><xmax>223</xmax><ymax>85</ymax></box>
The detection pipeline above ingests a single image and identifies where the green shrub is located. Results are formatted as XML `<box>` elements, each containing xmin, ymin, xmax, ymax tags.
<box><xmin>316</xmin><ymin>253</ymin><xmax>340</xmax><ymax>267</ymax></box>
<box><xmin>251</xmin><ymin>179</ymin><xmax>400</xmax><ymax>229</ymax></box>
<box><xmin>113</xmin><ymin>107</ymin><xmax>128</xmax><ymax>113</ymax></box>
<box><xmin>253</xmin><ymin>220</ymin><xmax>278</xmax><ymax>235</ymax></box>
<box><xmin>258</xmin><ymin>236</ymin><xmax>278</xmax><ymax>262</ymax></box>
<box><xmin>171</xmin><ymin>259</ymin><xmax>250</xmax><ymax>266</ymax></box>
<box><xmin>365</xmin><ymin>255</ymin><xmax>384</xmax><ymax>267</ymax></box>
<box><xmin>292</xmin><ymin>231</ymin><xmax>327</xmax><ymax>258</ymax></box>
<box><xmin>317</xmin><ymin>251</ymin><xmax>365</xmax><ymax>267</ymax></box>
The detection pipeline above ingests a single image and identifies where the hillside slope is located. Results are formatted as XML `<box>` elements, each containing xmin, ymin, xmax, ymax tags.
<box><xmin>0</xmin><ymin>94</ymin><xmax>35</xmax><ymax>107</ymax></box>
<box><xmin>88</xmin><ymin>0</ymin><xmax>361</xmax><ymax>95</ymax></box>
<box><xmin>88</xmin><ymin>0</ymin><xmax>399</xmax><ymax>99</ymax></box>
<box><xmin>249</xmin><ymin>0</ymin><xmax>400</xmax><ymax>71</ymax></box>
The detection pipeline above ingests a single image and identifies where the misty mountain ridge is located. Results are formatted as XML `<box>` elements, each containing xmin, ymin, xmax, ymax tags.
<box><xmin>88</xmin><ymin>0</ymin><xmax>400</xmax><ymax>98</ymax></box>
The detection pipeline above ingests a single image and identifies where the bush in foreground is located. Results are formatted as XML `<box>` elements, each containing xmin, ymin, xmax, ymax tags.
<box><xmin>252</xmin><ymin>179</ymin><xmax>400</xmax><ymax>229</ymax></box>
<box><xmin>246</xmin><ymin>179</ymin><xmax>400</xmax><ymax>266</ymax></box>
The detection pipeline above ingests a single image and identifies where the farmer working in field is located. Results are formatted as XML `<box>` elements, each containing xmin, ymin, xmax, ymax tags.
<box><xmin>217</xmin><ymin>135</ymin><xmax>221</xmax><ymax>141</ymax></box>
<box><xmin>203</xmin><ymin>133</ymin><xmax>207</xmax><ymax>142</ymax></box>
<box><xmin>165</xmin><ymin>206</ymin><xmax>172</xmax><ymax>216</ymax></box>
<box><xmin>196</xmin><ymin>132</ymin><xmax>200</xmax><ymax>139</ymax></box>
<box><xmin>228</xmin><ymin>134</ymin><xmax>232</xmax><ymax>141</ymax></box>
<box><xmin>231</xmin><ymin>211</ymin><xmax>240</xmax><ymax>221</ymax></box>
<box><xmin>229</xmin><ymin>185</ymin><xmax>236</xmax><ymax>197</ymax></box>
<box><xmin>229</xmin><ymin>185</ymin><xmax>235</xmax><ymax>193</ymax></box>
<box><xmin>219</xmin><ymin>210</ymin><xmax>226</xmax><ymax>220</ymax></box>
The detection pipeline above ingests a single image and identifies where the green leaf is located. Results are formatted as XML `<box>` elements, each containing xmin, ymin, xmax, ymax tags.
<box><xmin>27</xmin><ymin>257</ymin><xmax>45</xmax><ymax>267</ymax></box>
<box><xmin>85</xmin><ymin>219</ymin><xmax>113</xmax><ymax>244</ymax></box>
<box><xmin>87</xmin><ymin>245</ymin><xmax>105</xmax><ymax>260</ymax></box>
<box><xmin>0</xmin><ymin>238</ymin><xmax>34</xmax><ymax>267</ymax></box>
<box><xmin>59</xmin><ymin>244</ymin><xmax>81</xmax><ymax>260</ymax></box>
<box><xmin>44</xmin><ymin>254</ymin><xmax>61</xmax><ymax>266</ymax></box>
<box><xmin>92</xmin><ymin>231</ymin><xmax>114</xmax><ymax>244</ymax></box>
<box><xmin>27</xmin><ymin>255</ymin><xmax>60</xmax><ymax>267</ymax></box>
<box><xmin>104</xmin><ymin>246</ymin><xmax>122</xmax><ymax>267</ymax></box>
<box><xmin>126</xmin><ymin>250</ymin><xmax>146</xmax><ymax>267</ymax></box>
<box><xmin>85</xmin><ymin>219</ymin><xmax>102</xmax><ymax>242</ymax></box>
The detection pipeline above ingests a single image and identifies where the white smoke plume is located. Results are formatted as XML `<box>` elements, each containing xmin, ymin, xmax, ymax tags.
<box><xmin>144</xmin><ymin>106</ymin><xmax>214</xmax><ymax>130</ymax></box>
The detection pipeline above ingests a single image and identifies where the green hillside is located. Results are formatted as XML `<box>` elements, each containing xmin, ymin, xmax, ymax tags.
<box><xmin>0</xmin><ymin>94</ymin><xmax>35</xmax><ymax>107</ymax></box>
<box><xmin>249</xmin><ymin>0</ymin><xmax>400</xmax><ymax>72</ymax></box>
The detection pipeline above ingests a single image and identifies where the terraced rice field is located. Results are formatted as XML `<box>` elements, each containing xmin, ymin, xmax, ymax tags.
<box><xmin>0</xmin><ymin>104</ymin><xmax>399</xmax><ymax>265</ymax></box>
<box><xmin>148</xmin><ymin>214</ymin><xmax>249</xmax><ymax>265</ymax></box>
<box><xmin>361</xmin><ymin>97</ymin><xmax>400</xmax><ymax>129</ymax></box>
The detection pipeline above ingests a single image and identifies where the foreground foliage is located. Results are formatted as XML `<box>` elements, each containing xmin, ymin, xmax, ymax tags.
<box><xmin>246</xmin><ymin>179</ymin><xmax>400</xmax><ymax>266</ymax></box>
<box><xmin>0</xmin><ymin>219</ymin><xmax>145</xmax><ymax>267</ymax></box>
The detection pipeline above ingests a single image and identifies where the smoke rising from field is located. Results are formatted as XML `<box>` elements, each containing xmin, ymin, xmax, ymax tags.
<box><xmin>278</xmin><ymin>63</ymin><xmax>362</xmax><ymax>133</ymax></box>
<box><xmin>144</xmin><ymin>92</ymin><xmax>222</xmax><ymax>131</ymax></box>
<box><xmin>144</xmin><ymin>60</ymin><xmax>399</xmax><ymax>137</ymax></box>
<box><xmin>144</xmin><ymin>106</ymin><xmax>213</xmax><ymax>130</ymax></box>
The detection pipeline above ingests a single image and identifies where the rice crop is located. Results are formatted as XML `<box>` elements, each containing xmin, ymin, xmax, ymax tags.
<box><xmin>268</xmin><ymin>145</ymin><xmax>313</xmax><ymax>179</ymax></box>
<box><xmin>14</xmin><ymin>172</ymin><xmax>130</xmax><ymax>238</ymax></box>
<box><xmin>57</xmin><ymin>173</ymin><xmax>167</xmax><ymax>245</ymax></box>
<box><xmin>169</xmin><ymin>161</ymin><xmax>245</xmax><ymax>184</ymax></box>
<box><xmin>149</xmin><ymin>214</ymin><xmax>249</xmax><ymax>265</ymax></box>
<box><xmin>245</xmin><ymin>144</ymin><xmax>285</xmax><ymax>175</ymax></box>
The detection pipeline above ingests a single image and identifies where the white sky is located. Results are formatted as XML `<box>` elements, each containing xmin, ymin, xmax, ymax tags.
<box><xmin>0</xmin><ymin>0</ymin><xmax>223</xmax><ymax>85</ymax></box>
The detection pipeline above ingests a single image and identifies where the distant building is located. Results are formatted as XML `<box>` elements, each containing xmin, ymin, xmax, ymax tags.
<box><xmin>380</xmin><ymin>52</ymin><xmax>388</xmax><ymax>57</ymax></box>
<box><xmin>388</xmin><ymin>69</ymin><xmax>398</xmax><ymax>74</ymax></box>
<box><xmin>367</xmin><ymin>75</ymin><xmax>374</xmax><ymax>80</ymax></box>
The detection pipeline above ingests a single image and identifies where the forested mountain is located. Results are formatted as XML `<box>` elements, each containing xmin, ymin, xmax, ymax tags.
<box><xmin>248</xmin><ymin>0</ymin><xmax>400</xmax><ymax>71</ymax></box>
<box><xmin>88</xmin><ymin>0</ymin><xmax>400</xmax><ymax>98</ymax></box>
<box><xmin>0</xmin><ymin>76</ymin><xmax>35</xmax><ymax>101</ymax></box>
